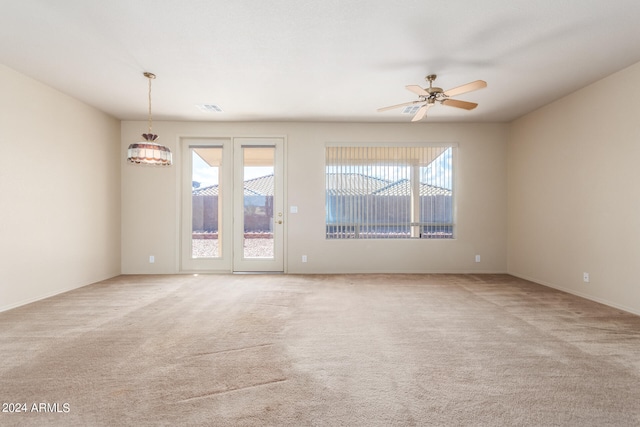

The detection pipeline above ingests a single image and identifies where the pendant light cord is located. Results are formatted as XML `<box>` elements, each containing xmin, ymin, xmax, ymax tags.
<box><xmin>147</xmin><ymin>74</ymin><xmax>153</xmax><ymax>134</ymax></box>
<box><xmin>143</xmin><ymin>72</ymin><xmax>156</xmax><ymax>136</ymax></box>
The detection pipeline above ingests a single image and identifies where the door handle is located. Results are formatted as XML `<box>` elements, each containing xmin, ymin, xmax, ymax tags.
<box><xmin>277</xmin><ymin>220</ymin><xmax>283</xmax><ymax>224</ymax></box>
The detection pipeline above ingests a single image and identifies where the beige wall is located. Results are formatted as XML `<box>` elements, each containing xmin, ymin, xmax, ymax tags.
<box><xmin>121</xmin><ymin>121</ymin><xmax>508</xmax><ymax>274</ymax></box>
<box><xmin>0</xmin><ymin>64</ymin><xmax>121</xmax><ymax>312</ymax></box>
<box><xmin>508</xmin><ymin>62</ymin><xmax>640</xmax><ymax>314</ymax></box>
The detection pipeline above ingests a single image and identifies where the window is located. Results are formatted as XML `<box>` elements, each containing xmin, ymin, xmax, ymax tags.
<box><xmin>325</xmin><ymin>145</ymin><xmax>454</xmax><ymax>239</ymax></box>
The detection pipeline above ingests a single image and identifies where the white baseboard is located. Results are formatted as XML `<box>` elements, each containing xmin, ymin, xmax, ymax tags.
<box><xmin>509</xmin><ymin>272</ymin><xmax>640</xmax><ymax>316</ymax></box>
<box><xmin>1</xmin><ymin>283</ymin><xmax>90</xmax><ymax>313</ymax></box>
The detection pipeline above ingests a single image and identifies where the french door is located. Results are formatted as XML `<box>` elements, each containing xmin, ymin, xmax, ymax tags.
<box><xmin>180</xmin><ymin>137</ymin><xmax>284</xmax><ymax>272</ymax></box>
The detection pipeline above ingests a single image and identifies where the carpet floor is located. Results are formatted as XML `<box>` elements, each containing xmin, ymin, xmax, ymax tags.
<box><xmin>1</xmin><ymin>274</ymin><xmax>640</xmax><ymax>426</ymax></box>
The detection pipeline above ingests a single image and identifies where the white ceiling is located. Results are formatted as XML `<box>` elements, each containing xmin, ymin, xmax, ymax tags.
<box><xmin>2</xmin><ymin>0</ymin><xmax>640</xmax><ymax>123</ymax></box>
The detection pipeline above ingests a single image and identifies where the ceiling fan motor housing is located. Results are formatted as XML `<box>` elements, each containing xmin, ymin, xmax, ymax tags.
<box><xmin>425</xmin><ymin>74</ymin><xmax>444</xmax><ymax>97</ymax></box>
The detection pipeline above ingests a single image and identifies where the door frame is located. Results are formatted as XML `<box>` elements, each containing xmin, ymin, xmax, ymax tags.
<box><xmin>179</xmin><ymin>136</ymin><xmax>286</xmax><ymax>273</ymax></box>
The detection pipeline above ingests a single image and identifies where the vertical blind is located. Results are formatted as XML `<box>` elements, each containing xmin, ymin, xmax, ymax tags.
<box><xmin>325</xmin><ymin>145</ymin><xmax>454</xmax><ymax>239</ymax></box>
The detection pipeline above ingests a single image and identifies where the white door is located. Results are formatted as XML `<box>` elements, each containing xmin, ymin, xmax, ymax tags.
<box><xmin>180</xmin><ymin>138</ymin><xmax>233</xmax><ymax>272</ymax></box>
<box><xmin>232</xmin><ymin>138</ymin><xmax>284</xmax><ymax>272</ymax></box>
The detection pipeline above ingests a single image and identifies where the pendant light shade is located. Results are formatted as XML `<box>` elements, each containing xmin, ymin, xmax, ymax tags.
<box><xmin>127</xmin><ymin>72</ymin><xmax>173</xmax><ymax>166</ymax></box>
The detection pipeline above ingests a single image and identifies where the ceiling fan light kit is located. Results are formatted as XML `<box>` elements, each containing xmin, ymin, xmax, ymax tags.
<box><xmin>127</xmin><ymin>72</ymin><xmax>173</xmax><ymax>166</ymax></box>
<box><xmin>378</xmin><ymin>74</ymin><xmax>487</xmax><ymax>122</ymax></box>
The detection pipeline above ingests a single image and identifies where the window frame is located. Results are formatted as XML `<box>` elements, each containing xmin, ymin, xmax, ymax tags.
<box><xmin>325</xmin><ymin>142</ymin><xmax>457</xmax><ymax>240</ymax></box>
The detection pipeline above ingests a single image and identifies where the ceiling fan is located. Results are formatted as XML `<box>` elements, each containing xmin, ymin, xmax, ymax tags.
<box><xmin>378</xmin><ymin>74</ymin><xmax>487</xmax><ymax>121</ymax></box>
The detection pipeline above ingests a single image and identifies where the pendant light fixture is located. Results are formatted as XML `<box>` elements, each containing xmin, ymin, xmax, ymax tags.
<box><xmin>127</xmin><ymin>72</ymin><xmax>172</xmax><ymax>166</ymax></box>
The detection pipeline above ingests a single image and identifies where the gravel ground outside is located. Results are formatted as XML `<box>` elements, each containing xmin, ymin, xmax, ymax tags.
<box><xmin>192</xmin><ymin>237</ymin><xmax>274</xmax><ymax>258</ymax></box>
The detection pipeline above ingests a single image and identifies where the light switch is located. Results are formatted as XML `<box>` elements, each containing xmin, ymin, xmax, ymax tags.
<box><xmin>290</xmin><ymin>206</ymin><xmax>298</xmax><ymax>213</ymax></box>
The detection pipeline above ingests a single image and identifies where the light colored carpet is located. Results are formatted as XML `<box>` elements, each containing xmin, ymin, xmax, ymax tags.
<box><xmin>1</xmin><ymin>274</ymin><xmax>640</xmax><ymax>426</ymax></box>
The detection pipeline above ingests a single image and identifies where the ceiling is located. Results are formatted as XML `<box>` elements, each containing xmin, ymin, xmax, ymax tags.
<box><xmin>2</xmin><ymin>0</ymin><xmax>640</xmax><ymax>123</ymax></box>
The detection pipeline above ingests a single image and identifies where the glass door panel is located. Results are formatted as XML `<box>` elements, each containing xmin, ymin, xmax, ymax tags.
<box><xmin>242</xmin><ymin>147</ymin><xmax>275</xmax><ymax>259</ymax></box>
<box><xmin>191</xmin><ymin>147</ymin><xmax>222</xmax><ymax>258</ymax></box>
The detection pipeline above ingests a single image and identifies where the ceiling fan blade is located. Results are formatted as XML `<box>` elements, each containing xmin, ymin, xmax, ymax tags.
<box><xmin>411</xmin><ymin>104</ymin><xmax>431</xmax><ymax>122</ymax></box>
<box><xmin>443</xmin><ymin>80</ymin><xmax>487</xmax><ymax>97</ymax></box>
<box><xmin>441</xmin><ymin>98</ymin><xmax>478</xmax><ymax>110</ymax></box>
<box><xmin>406</xmin><ymin>85</ymin><xmax>429</xmax><ymax>96</ymax></box>
<box><xmin>377</xmin><ymin>100</ymin><xmax>419</xmax><ymax>112</ymax></box>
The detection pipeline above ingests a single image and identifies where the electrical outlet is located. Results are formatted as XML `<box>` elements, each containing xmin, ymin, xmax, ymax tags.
<box><xmin>302</xmin><ymin>255</ymin><xmax>307</xmax><ymax>263</ymax></box>
<box><xmin>583</xmin><ymin>272</ymin><xmax>590</xmax><ymax>283</ymax></box>
<box><xmin>149</xmin><ymin>255</ymin><xmax>155</xmax><ymax>263</ymax></box>
<box><xmin>475</xmin><ymin>255</ymin><xmax>481</xmax><ymax>263</ymax></box>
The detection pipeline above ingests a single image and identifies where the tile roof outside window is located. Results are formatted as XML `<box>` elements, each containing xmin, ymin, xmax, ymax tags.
<box><xmin>193</xmin><ymin>174</ymin><xmax>451</xmax><ymax>197</ymax></box>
